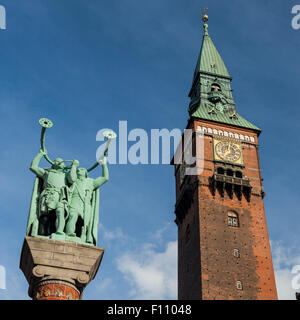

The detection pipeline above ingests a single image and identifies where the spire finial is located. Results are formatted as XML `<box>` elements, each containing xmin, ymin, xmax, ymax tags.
<box><xmin>202</xmin><ymin>8</ymin><xmax>209</xmax><ymax>35</ymax></box>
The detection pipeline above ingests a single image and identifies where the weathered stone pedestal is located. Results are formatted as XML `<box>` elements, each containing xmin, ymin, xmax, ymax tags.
<box><xmin>20</xmin><ymin>236</ymin><xmax>104</xmax><ymax>300</ymax></box>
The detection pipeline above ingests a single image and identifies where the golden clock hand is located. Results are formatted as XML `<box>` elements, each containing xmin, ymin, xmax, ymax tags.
<box><xmin>225</xmin><ymin>142</ymin><xmax>232</xmax><ymax>156</ymax></box>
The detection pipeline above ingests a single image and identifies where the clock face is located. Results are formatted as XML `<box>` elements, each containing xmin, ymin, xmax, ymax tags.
<box><xmin>215</xmin><ymin>140</ymin><xmax>242</xmax><ymax>163</ymax></box>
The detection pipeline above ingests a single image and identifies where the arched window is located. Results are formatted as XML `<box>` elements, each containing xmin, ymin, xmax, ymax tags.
<box><xmin>227</xmin><ymin>211</ymin><xmax>239</xmax><ymax>227</ymax></box>
<box><xmin>211</xmin><ymin>83</ymin><xmax>221</xmax><ymax>92</ymax></box>
<box><xmin>227</xmin><ymin>169</ymin><xmax>234</xmax><ymax>177</ymax></box>
<box><xmin>236</xmin><ymin>281</ymin><xmax>243</xmax><ymax>290</ymax></box>
<box><xmin>217</xmin><ymin>167</ymin><xmax>225</xmax><ymax>175</ymax></box>
<box><xmin>235</xmin><ymin>171</ymin><xmax>243</xmax><ymax>178</ymax></box>
<box><xmin>233</xmin><ymin>249</ymin><xmax>240</xmax><ymax>258</ymax></box>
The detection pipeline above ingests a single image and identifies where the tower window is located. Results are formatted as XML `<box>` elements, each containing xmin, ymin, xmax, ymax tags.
<box><xmin>217</xmin><ymin>167</ymin><xmax>225</xmax><ymax>175</ymax></box>
<box><xmin>226</xmin><ymin>169</ymin><xmax>234</xmax><ymax>177</ymax></box>
<box><xmin>211</xmin><ymin>83</ymin><xmax>221</xmax><ymax>92</ymax></box>
<box><xmin>235</xmin><ymin>171</ymin><xmax>243</xmax><ymax>178</ymax></box>
<box><xmin>233</xmin><ymin>249</ymin><xmax>240</xmax><ymax>258</ymax></box>
<box><xmin>236</xmin><ymin>281</ymin><xmax>243</xmax><ymax>290</ymax></box>
<box><xmin>228</xmin><ymin>211</ymin><xmax>239</xmax><ymax>227</ymax></box>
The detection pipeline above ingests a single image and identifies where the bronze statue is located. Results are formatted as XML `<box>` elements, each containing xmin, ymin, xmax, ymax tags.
<box><xmin>26</xmin><ymin>118</ymin><xmax>116</xmax><ymax>246</ymax></box>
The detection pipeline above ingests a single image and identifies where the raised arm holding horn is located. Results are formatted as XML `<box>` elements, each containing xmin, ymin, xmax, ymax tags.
<box><xmin>26</xmin><ymin>118</ymin><xmax>116</xmax><ymax>246</ymax></box>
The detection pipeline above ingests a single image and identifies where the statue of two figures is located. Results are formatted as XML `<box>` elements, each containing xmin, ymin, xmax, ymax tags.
<box><xmin>26</xmin><ymin>118</ymin><xmax>116</xmax><ymax>246</ymax></box>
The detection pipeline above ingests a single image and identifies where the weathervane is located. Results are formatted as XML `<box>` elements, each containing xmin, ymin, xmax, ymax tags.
<box><xmin>201</xmin><ymin>8</ymin><xmax>208</xmax><ymax>22</ymax></box>
<box><xmin>201</xmin><ymin>7</ymin><xmax>209</xmax><ymax>35</ymax></box>
<box><xmin>201</xmin><ymin>7</ymin><xmax>208</xmax><ymax>23</ymax></box>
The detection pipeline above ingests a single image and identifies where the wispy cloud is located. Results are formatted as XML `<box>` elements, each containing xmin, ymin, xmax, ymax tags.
<box><xmin>271</xmin><ymin>241</ymin><xmax>300</xmax><ymax>300</ymax></box>
<box><xmin>150</xmin><ymin>222</ymin><xmax>174</xmax><ymax>243</ymax></box>
<box><xmin>99</xmin><ymin>223</ymin><xmax>128</xmax><ymax>242</ymax></box>
<box><xmin>116</xmin><ymin>241</ymin><xmax>177</xmax><ymax>299</ymax></box>
<box><xmin>0</xmin><ymin>271</ymin><xmax>29</xmax><ymax>300</ymax></box>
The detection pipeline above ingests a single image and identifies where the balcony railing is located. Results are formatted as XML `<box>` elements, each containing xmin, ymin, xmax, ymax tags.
<box><xmin>213</xmin><ymin>174</ymin><xmax>251</xmax><ymax>187</ymax></box>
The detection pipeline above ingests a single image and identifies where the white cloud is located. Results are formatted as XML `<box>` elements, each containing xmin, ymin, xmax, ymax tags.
<box><xmin>102</xmin><ymin>225</ymin><xmax>300</xmax><ymax>301</ymax></box>
<box><xmin>271</xmin><ymin>241</ymin><xmax>300</xmax><ymax>300</ymax></box>
<box><xmin>274</xmin><ymin>268</ymin><xmax>296</xmax><ymax>300</ymax></box>
<box><xmin>99</xmin><ymin>223</ymin><xmax>128</xmax><ymax>242</ymax></box>
<box><xmin>117</xmin><ymin>241</ymin><xmax>177</xmax><ymax>300</ymax></box>
<box><xmin>0</xmin><ymin>273</ymin><xmax>29</xmax><ymax>300</ymax></box>
<box><xmin>114</xmin><ymin>233</ymin><xmax>300</xmax><ymax>300</ymax></box>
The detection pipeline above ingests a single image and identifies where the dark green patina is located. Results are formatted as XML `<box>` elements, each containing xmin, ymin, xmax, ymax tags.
<box><xmin>188</xmin><ymin>16</ymin><xmax>260</xmax><ymax>133</ymax></box>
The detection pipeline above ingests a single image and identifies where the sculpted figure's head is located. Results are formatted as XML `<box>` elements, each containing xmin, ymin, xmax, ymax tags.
<box><xmin>77</xmin><ymin>167</ymin><xmax>88</xmax><ymax>179</ymax></box>
<box><xmin>52</xmin><ymin>158</ymin><xmax>65</xmax><ymax>170</ymax></box>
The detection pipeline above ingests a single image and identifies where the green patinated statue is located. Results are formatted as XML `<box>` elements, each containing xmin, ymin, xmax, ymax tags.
<box><xmin>28</xmin><ymin>150</ymin><xmax>74</xmax><ymax>237</ymax></box>
<box><xmin>26</xmin><ymin>118</ymin><xmax>116</xmax><ymax>246</ymax></box>
<box><xmin>66</xmin><ymin>159</ymin><xmax>108</xmax><ymax>244</ymax></box>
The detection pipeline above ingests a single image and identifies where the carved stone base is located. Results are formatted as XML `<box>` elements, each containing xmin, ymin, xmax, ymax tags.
<box><xmin>20</xmin><ymin>236</ymin><xmax>105</xmax><ymax>300</ymax></box>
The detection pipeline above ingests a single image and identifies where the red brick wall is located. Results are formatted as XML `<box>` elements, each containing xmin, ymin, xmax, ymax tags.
<box><xmin>175</xmin><ymin>119</ymin><xmax>277</xmax><ymax>300</ymax></box>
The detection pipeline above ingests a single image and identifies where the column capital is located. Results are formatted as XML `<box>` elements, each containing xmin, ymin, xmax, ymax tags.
<box><xmin>20</xmin><ymin>236</ymin><xmax>105</xmax><ymax>299</ymax></box>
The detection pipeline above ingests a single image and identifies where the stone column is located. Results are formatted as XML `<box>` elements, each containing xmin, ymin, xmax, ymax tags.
<box><xmin>20</xmin><ymin>236</ymin><xmax>104</xmax><ymax>300</ymax></box>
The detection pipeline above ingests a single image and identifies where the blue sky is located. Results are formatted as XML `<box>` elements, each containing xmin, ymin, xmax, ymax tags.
<box><xmin>0</xmin><ymin>0</ymin><xmax>300</xmax><ymax>299</ymax></box>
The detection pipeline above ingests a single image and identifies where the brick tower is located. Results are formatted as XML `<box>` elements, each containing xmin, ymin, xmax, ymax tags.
<box><xmin>173</xmin><ymin>14</ymin><xmax>277</xmax><ymax>300</ymax></box>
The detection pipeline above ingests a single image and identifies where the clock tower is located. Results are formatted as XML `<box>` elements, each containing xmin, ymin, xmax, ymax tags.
<box><xmin>173</xmin><ymin>15</ymin><xmax>278</xmax><ymax>300</ymax></box>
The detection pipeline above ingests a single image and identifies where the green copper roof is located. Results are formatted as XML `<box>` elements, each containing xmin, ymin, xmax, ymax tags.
<box><xmin>191</xmin><ymin>104</ymin><xmax>261</xmax><ymax>132</ymax></box>
<box><xmin>188</xmin><ymin>16</ymin><xmax>261</xmax><ymax>133</ymax></box>
<box><xmin>194</xmin><ymin>23</ymin><xmax>230</xmax><ymax>79</ymax></box>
